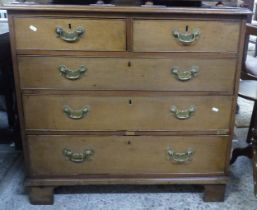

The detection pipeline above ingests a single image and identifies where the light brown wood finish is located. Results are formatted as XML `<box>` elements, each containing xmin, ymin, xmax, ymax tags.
<box><xmin>224</xmin><ymin>19</ymin><xmax>247</xmax><ymax>173</ymax></box>
<box><xmin>6</xmin><ymin>14</ymin><xmax>32</xmax><ymax>173</ymax></box>
<box><xmin>133</xmin><ymin>19</ymin><xmax>241</xmax><ymax>52</ymax></box>
<box><xmin>26</xmin><ymin>178</ymin><xmax>228</xmax><ymax>203</ymax></box>
<box><xmin>16</xmin><ymin>50</ymin><xmax>239</xmax><ymax>57</ymax></box>
<box><xmin>27</xmin><ymin>135</ymin><xmax>228</xmax><ymax>176</ymax></box>
<box><xmin>2</xmin><ymin>4</ymin><xmax>251</xmax><ymax>16</ymax></box>
<box><xmin>26</xmin><ymin>176</ymin><xmax>228</xmax><ymax>186</ymax></box>
<box><xmin>23</xmin><ymin>95</ymin><xmax>232</xmax><ymax>131</ymax></box>
<box><xmin>3</xmin><ymin>3</ymin><xmax>250</xmax><ymax>204</ymax></box>
<box><xmin>18</xmin><ymin>56</ymin><xmax>237</xmax><ymax>92</ymax></box>
<box><xmin>203</xmin><ymin>184</ymin><xmax>226</xmax><ymax>202</ymax></box>
<box><xmin>28</xmin><ymin>187</ymin><xmax>54</xmax><ymax>205</ymax></box>
<box><xmin>14</xmin><ymin>17</ymin><xmax>126</xmax><ymax>51</ymax></box>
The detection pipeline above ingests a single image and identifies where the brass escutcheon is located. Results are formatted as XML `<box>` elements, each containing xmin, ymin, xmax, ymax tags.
<box><xmin>167</xmin><ymin>147</ymin><xmax>194</xmax><ymax>164</ymax></box>
<box><xmin>63</xmin><ymin>105</ymin><xmax>90</xmax><ymax>120</ymax></box>
<box><xmin>63</xmin><ymin>148</ymin><xmax>94</xmax><ymax>163</ymax></box>
<box><xmin>170</xmin><ymin>105</ymin><xmax>196</xmax><ymax>120</ymax></box>
<box><xmin>55</xmin><ymin>26</ymin><xmax>85</xmax><ymax>42</ymax></box>
<box><xmin>172</xmin><ymin>27</ymin><xmax>200</xmax><ymax>45</ymax></box>
<box><xmin>171</xmin><ymin>66</ymin><xmax>199</xmax><ymax>81</ymax></box>
<box><xmin>59</xmin><ymin>65</ymin><xmax>87</xmax><ymax>80</ymax></box>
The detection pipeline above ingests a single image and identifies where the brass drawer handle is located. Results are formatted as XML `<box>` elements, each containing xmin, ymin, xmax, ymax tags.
<box><xmin>59</xmin><ymin>65</ymin><xmax>87</xmax><ymax>80</ymax></box>
<box><xmin>167</xmin><ymin>147</ymin><xmax>194</xmax><ymax>164</ymax></box>
<box><xmin>171</xmin><ymin>66</ymin><xmax>199</xmax><ymax>81</ymax></box>
<box><xmin>172</xmin><ymin>28</ymin><xmax>200</xmax><ymax>45</ymax></box>
<box><xmin>63</xmin><ymin>105</ymin><xmax>90</xmax><ymax>120</ymax></box>
<box><xmin>55</xmin><ymin>26</ymin><xmax>85</xmax><ymax>42</ymax></box>
<box><xmin>63</xmin><ymin>148</ymin><xmax>94</xmax><ymax>163</ymax></box>
<box><xmin>170</xmin><ymin>105</ymin><xmax>196</xmax><ymax>120</ymax></box>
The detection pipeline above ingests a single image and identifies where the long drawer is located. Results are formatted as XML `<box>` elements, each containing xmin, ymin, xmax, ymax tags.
<box><xmin>27</xmin><ymin>135</ymin><xmax>228</xmax><ymax>176</ymax></box>
<box><xmin>18</xmin><ymin>56</ymin><xmax>237</xmax><ymax>93</ymax></box>
<box><xmin>23</xmin><ymin>95</ymin><xmax>233</xmax><ymax>131</ymax></box>
<box><xmin>14</xmin><ymin>17</ymin><xmax>126</xmax><ymax>51</ymax></box>
<box><xmin>133</xmin><ymin>19</ymin><xmax>240</xmax><ymax>52</ymax></box>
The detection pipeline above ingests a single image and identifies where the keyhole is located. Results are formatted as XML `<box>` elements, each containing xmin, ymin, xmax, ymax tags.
<box><xmin>185</xmin><ymin>25</ymin><xmax>189</xmax><ymax>32</ymax></box>
<box><xmin>128</xmin><ymin>61</ymin><xmax>131</xmax><ymax>67</ymax></box>
<box><xmin>68</xmin><ymin>23</ymin><xmax>72</xmax><ymax>29</ymax></box>
<box><xmin>128</xmin><ymin>99</ymin><xmax>132</xmax><ymax>105</ymax></box>
<box><xmin>127</xmin><ymin>141</ymin><xmax>131</xmax><ymax>145</ymax></box>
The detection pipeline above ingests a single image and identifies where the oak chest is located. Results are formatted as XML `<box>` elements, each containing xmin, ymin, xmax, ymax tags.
<box><xmin>3</xmin><ymin>3</ymin><xmax>250</xmax><ymax>204</ymax></box>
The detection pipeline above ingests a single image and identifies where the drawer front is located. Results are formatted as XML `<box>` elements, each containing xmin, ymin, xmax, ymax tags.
<box><xmin>19</xmin><ymin>56</ymin><xmax>237</xmax><ymax>93</ymax></box>
<box><xmin>23</xmin><ymin>95</ymin><xmax>232</xmax><ymax>131</ymax></box>
<box><xmin>133</xmin><ymin>20</ymin><xmax>240</xmax><ymax>52</ymax></box>
<box><xmin>14</xmin><ymin>18</ymin><xmax>126</xmax><ymax>51</ymax></box>
<box><xmin>27</xmin><ymin>135</ymin><xmax>228</xmax><ymax>176</ymax></box>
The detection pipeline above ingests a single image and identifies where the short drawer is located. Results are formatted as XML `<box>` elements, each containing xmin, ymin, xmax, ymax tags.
<box><xmin>133</xmin><ymin>19</ymin><xmax>240</xmax><ymax>52</ymax></box>
<box><xmin>27</xmin><ymin>135</ymin><xmax>228</xmax><ymax>176</ymax></box>
<box><xmin>14</xmin><ymin>17</ymin><xmax>126</xmax><ymax>51</ymax></box>
<box><xmin>23</xmin><ymin>95</ymin><xmax>233</xmax><ymax>131</ymax></box>
<box><xmin>18</xmin><ymin>56</ymin><xmax>237</xmax><ymax>93</ymax></box>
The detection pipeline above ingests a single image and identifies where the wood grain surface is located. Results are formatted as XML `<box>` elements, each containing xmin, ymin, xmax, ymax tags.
<box><xmin>133</xmin><ymin>19</ymin><xmax>241</xmax><ymax>52</ymax></box>
<box><xmin>14</xmin><ymin>17</ymin><xmax>126</xmax><ymax>51</ymax></box>
<box><xmin>23</xmin><ymin>94</ymin><xmax>233</xmax><ymax>131</ymax></box>
<box><xmin>18</xmin><ymin>56</ymin><xmax>237</xmax><ymax>92</ymax></box>
<box><xmin>27</xmin><ymin>135</ymin><xmax>228</xmax><ymax>176</ymax></box>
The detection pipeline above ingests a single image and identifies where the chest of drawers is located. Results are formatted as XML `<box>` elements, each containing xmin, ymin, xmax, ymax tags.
<box><xmin>3</xmin><ymin>4</ymin><xmax>250</xmax><ymax>204</ymax></box>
